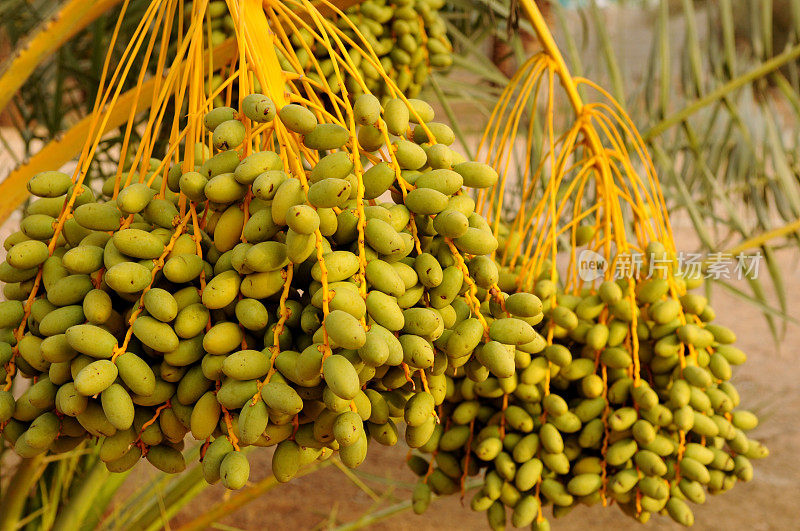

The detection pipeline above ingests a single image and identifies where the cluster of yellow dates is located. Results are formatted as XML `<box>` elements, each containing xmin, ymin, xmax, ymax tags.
<box><xmin>0</xmin><ymin>91</ymin><xmax>542</xmax><ymax>493</ymax></box>
<box><xmin>0</xmin><ymin>75</ymin><xmax>765</xmax><ymax>525</ymax></box>
<box><xmin>406</xmin><ymin>244</ymin><xmax>767</xmax><ymax>528</ymax></box>
<box><xmin>201</xmin><ymin>0</ymin><xmax>452</xmax><ymax>104</ymax></box>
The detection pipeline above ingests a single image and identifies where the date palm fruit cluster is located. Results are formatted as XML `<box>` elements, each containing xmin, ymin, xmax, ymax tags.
<box><xmin>0</xmin><ymin>91</ymin><xmax>537</xmax><ymax>492</ymax></box>
<box><xmin>200</xmin><ymin>0</ymin><xmax>452</xmax><ymax>102</ymax></box>
<box><xmin>312</xmin><ymin>0</ymin><xmax>452</xmax><ymax>100</ymax></box>
<box><xmin>405</xmin><ymin>243</ymin><xmax>767</xmax><ymax>528</ymax></box>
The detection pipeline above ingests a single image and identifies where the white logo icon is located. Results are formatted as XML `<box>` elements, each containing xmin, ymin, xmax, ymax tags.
<box><xmin>578</xmin><ymin>250</ymin><xmax>608</xmax><ymax>281</ymax></box>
